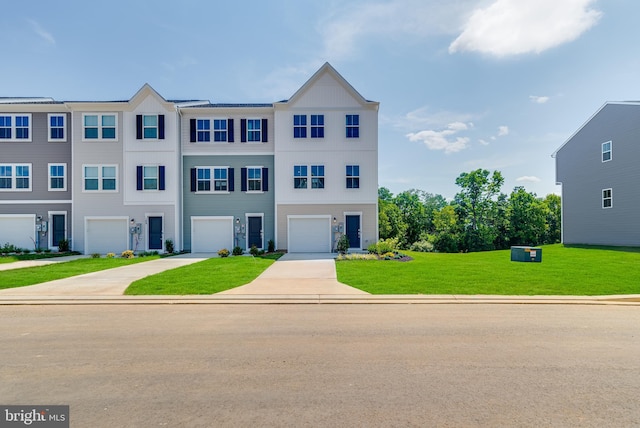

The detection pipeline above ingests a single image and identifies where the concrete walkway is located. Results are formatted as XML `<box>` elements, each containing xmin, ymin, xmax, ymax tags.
<box><xmin>218</xmin><ymin>253</ymin><xmax>368</xmax><ymax>295</ymax></box>
<box><xmin>0</xmin><ymin>254</ymin><xmax>88</xmax><ymax>271</ymax></box>
<box><xmin>0</xmin><ymin>253</ymin><xmax>214</xmax><ymax>296</ymax></box>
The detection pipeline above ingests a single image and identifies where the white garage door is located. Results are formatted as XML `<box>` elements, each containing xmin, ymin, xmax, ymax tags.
<box><xmin>288</xmin><ymin>216</ymin><xmax>331</xmax><ymax>253</ymax></box>
<box><xmin>0</xmin><ymin>214</ymin><xmax>35</xmax><ymax>250</ymax></box>
<box><xmin>191</xmin><ymin>217</ymin><xmax>233</xmax><ymax>253</ymax></box>
<box><xmin>85</xmin><ymin>218</ymin><xmax>128</xmax><ymax>254</ymax></box>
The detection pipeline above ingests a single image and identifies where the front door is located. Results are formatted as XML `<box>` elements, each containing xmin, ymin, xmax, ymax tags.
<box><xmin>148</xmin><ymin>217</ymin><xmax>163</xmax><ymax>250</ymax></box>
<box><xmin>346</xmin><ymin>215</ymin><xmax>360</xmax><ymax>249</ymax></box>
<box><xmin>52</xmin><ymin>214</ymin><xmax>65</xmax><ymax>248</ymax></box>
<box><xmin>247</xmin><ymin>216</ymin><xmax>263</xmax><ymax>249</ymax></box>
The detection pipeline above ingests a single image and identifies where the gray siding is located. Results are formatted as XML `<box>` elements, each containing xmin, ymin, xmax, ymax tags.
<box><xmin>556</xmin><ymin>103</ymin><xmax>640</xmax><ymax>245</ymax></box>
<box><xmin>183</xmin><ymin>155</ymin><xmax>275</xmax><ymax>251</ymax></box>
<box><xmin>0</xmin><ymin>203</ymin><xmax>71</xmax><ymax>250</ymax></box>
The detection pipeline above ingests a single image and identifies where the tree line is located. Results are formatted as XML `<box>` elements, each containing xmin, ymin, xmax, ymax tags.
<box><xmin>378</xmin><ymin>169</ymin><xmax>561</xmax><ymax>252</ymax></box>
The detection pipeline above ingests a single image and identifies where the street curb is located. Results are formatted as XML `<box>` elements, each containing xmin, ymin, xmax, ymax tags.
<box><xmin>1</xmin><ymin>294</ymin><xmax>639</xmax><ymax>306</ymax></box>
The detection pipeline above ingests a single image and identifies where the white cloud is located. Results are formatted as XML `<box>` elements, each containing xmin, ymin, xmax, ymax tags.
<box><xmin>394</xmin><ymin>106</ymin><xmax>480</xmax><ymax>132</ymax></box>
<box><xmin>479</xmin><ymin>139</ymin><xmax>490</xmax><ymax>146</ymax></box>
<box><xmin>530</xmin><ymin>95</ymin><xmax>550</xmax><ymax>104</ymax></box>
<box><xmin>406</xmin><ymin>122</ymin><xmax>472</xmax><ymax>154</ymax></box>
<box><xmin>449</xmin><ymin>0</ymin><xmax>602</xmax><ymax>56</ymax></box>
<box><xmin>497</xmin><ymin>125</ymin><xmax>509</xmax><ymax>136</ymax></box>
<box><xmin>28</xmin><ymin>19</ymin><xmax>55</xmax><ymax>45</ymax></box>
<box><xmin>517</xmin><ymin>176</ymin><xmax>542</xmax><ymax>182</ymax></box>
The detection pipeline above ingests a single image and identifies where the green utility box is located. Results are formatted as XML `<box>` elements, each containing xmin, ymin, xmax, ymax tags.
<box><xmin>510</xmin><ymin>246</ymin><xmax>542</xmax><ymax>262</ymax></box>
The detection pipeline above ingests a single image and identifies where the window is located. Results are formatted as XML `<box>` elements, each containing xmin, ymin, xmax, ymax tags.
<box><xmin>247</xmin><ymin>168</ymin><xmax>262</xmax><ymax>191</ymax></box>
<box><xmin>346</xmin><ymin>114</ymin><xmax>359</xmax><ymax>138</ymax></box>
<box><xmin>197</xmin><ymin>119</ymin><xmax>210</xmax><ymax>142</ymax></box>
<box><xmin>143</xmin><ymin>115</ymin><xmax>158</xmax><ymax>139</ymax></box>
<box><xmin>83</xmin><ymin>114</ymin><xmax>117</xmax><ymax>140</ymax></box>
<box><xmin>294</xmin><ymin>165</ymin><xmax>307</xmax><ymax>189</ymax></box>
<box><xmin>247</xmin><ymin>119</ymin><xmax>261</xmax><ymax>142</ymax></box>
<box><xmin>602</xmin><ymin>141</ymin><xmax>612</xmax><ymax>162</ymax></box>
<box><xmin>48</xmin><ymin>114</ymin><xmax>65</xmax><ymax>141</ymax></box>
<box><xmin>0</xmin><ymin>114</ymin><xmax>32</xmax><ymax>141</ymax></box>
<box><xmin>294</xmin><ymin>115</ymin><xmax>307</xmax><ymax>138</ymax></box>
<box><xmin>346</xmin><ymin>165</ymin><xmax>360</xmax><ymax>189</ymax></box>
<box><xmin>83</xmin><ymin>165</ymin><xmax>117</xmax><ymax>191</ymax></box>
<box><xmin>311</xmin><ymin>115</ymin><xmax>324</xmax><ymax>138</ymax></box>
<box><xmin>197</xmin><ymin>168</ymin><xmax>211</xmax><ymax>192</ymax></box>
<box><xmin>602</xmin><ymin>188</ymin><xmax>612</xmax><ymax>209</ymax></box>
<box><xmin>0</xmin><ymin>164</ymin><xmax>31</xmax><ymax>191</ymax></box>
<box><xmin>143</xmin><ymin>166</ymin><xmax>158</xmax><ymax>190</ymax></box>
<box><xmin>213</xmin><ymin>119</ymin><xmax>227</xmax><ymax>142</ymax></box>
<box><xmin>311</xmin><ymin>165</ymin><xmax>324</xmax><ymax>189</ymax></box>
<box><xmin>48</xmin><ymin>164</ymin><xmax>66</xmax><ymax>191</ymax></box>
<box><xmin>213</xmin><ymin>168</ymin><xmax>228</xmax><ymax>191</ymax></box>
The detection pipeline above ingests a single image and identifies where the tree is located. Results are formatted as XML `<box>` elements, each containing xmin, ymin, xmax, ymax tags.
<box><xmin>431</xmin><ymin>205</ymin><xmax>460</xmax><ymax>252</ymax></box>
<box><xmin>453</xmin><ymin>169</ymin><xmax>504</xmax><ymax>251</ymax></box>
<box><xmin>395</xmin><ymin>189</ymin><xmax>429</xmax><ymax>246</ymax></box>
<box><xmin>378</xmin><ymin>186</ymin><xmax>394</xmax><ymax>202</ymax></box>
<box><xmin>541</xmin><ymin>193</ymin><xmax>561</xmax><ymax>244</ymax></box>
<box><xmin>507</xmin><ymin>187</ymin><xmax>547</xmax><ymax>246</ymax></box>
<box><xmin>378</xmin><ymin>198</ymin><xmax>407</xmax><ymax>242</ymax></box>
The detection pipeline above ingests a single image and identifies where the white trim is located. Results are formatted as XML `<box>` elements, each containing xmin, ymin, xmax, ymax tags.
<box><xmin>142</xmin><ymin>114</ymin><xmax>159</xmax><ymax>140</ymax></box>
<box><xmin>344</xmin><ymin>211</ymin><xmax>363</xmax><ymax>249</ymax></box>
<box><xmin>0</xmin><ymin>200</ymin><xmax>72</xmax><ymax>204</ymax></box>
<box><xmin>190</xmin><ymin>216</ymin><xmax>234</xmax><ymax>253</ymax></box>
<box><xmin>82</xmin><ymin>164</ymin><xmax>118</xmax><ymax>192</ymax></box>
<box><xmin>81</xmin><ymin>113</ymin><xmax>118</xmax><ymax>142</ymax></box>
<box><xmin>145</xmin><ymin>213</ymin><xmax>164</xmax><ymax>252</ymax></box>
<box><xmin>47</xmin><ymin>113</ymin><xmax>67</xmax><ymax>142</ymax></box>
<box><xmin>245</xmin><ymin>213</ymin><xmax>264</xmax><ymax>250</ymax></box>
<box><xmin>245</xmin><ymin>117</ymin><xmax>263</xmax><ymax>142</ymax></box>
<box><xmin>602</xmin><ymin>140</ymin><xmax>612</xmax><ymax>163</ymax></box>
<box><xmin>0</xmin><ymin>163</ymin><xmax>33</xmax><ymax>192</ymax></box>
<box><xmin>194</xmin><ymin>166</ymin><xmax>230</xmax><ymax>193</ymax></box>
<box><xmin>47</xmin><ymin>211</ymin><xmax>67</xmax><ymax>250</ymax></box>
<box><xmin>83</xmin><ymin>216</ymin><xmax>129</xmax><ymax>255</ymax></box>
<box><xmin>48</xmin><ymin>163</ymin><xmax>67</xmax><ymax>192</ymax></box>
<box><xmin>602</xmin><ymin>188</ymin><xmax>613</xmax><ymax>209</ymax></box>
<box><xmin>0</xmin><ymin>113</ymin><xmax>32</xmax><ymax>142</ymax></box>
<box><xmin>287</xmin><ymin>215</ymin><xmax>332</xmax><ymax>253</ymax></box>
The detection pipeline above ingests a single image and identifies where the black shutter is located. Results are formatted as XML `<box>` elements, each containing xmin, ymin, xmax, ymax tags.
<box><xmin>190</xmin><ymin>119</ymin><xmax>196</xmax><ymax>142</ymax></box>
<box><xmin>262</xmin><ymin>167</ymin><xmax>268</xmax><ymax>191</ymax></box>
<box><xmin>227</xmin><ymin>119</ymin><xmax>234</xmax><ymax>142</ymax></box>
<box><xmin>136</xmin><ymin>166</ymin><xmax>143</xmax><ymax>190</ymax></box>
<box><xmin>241</xmin><ymin>119</ymin><xmax>246</xmax><ymax>143</ymax></box>
<box><xmin>241</xmin><ymin>168</ymin><xmax>247</xmax><ymax>191</ymax></box>
<box><xmin>159</xmin><ymin>115</ymin><xmax>165</xmax><ymax>140</ymax></box>
<box><xmin>228</xmin><ymin>168</ymin><xmax>234</xmax><ymax>191</ymax></box>
<box><xmin>190</xmin><ymin>168</ymin><xmax>197</xmax><ymax>192</ymax></box>
<box><xmin>136</xmin><ymin>115</ymin><xmax>142</xmax><ymax>140</ymax></box>
<box><xmin>159</xmin><ymin>166</ymin><xmax>165</xmax><ymax>190</ymax></box>
<box><xmin>262</xmin><ymin>119</ymin><xmax>268</xmax><ymax>143</ymax></box>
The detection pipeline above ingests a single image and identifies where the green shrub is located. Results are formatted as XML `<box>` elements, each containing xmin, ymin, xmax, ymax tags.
<box><xmin>368</xmin><ymin>238</ymin><xmax>399</xmax><ymax>255</ymax></box>
<box><xmin>57</xmin><ymin>238</ymin><xmax>70</xmax><ymax>252</ymax></box>
<box><xmin>44</xmin><ymin>249</ymin><xmax>52</xmax><ymax>253</ymax></box>
<box><xmin>409</xmin><ymin>240</ymin><xmax>434</xmax><ymax>252</ymax></box>
<box><xmin>22</xmin><ymin>249</ymin><xmax>31</xmax><ymax>254</ymax></box>
<box><xmin>218</xmin><ymin>248</ymin><xmax>230</xmax><ymax>258</ymax></box>
<box><xmin>165</xmin><ymin>239</ymin><xmax>174</xmax><ymax>254</ymax></box>
<box><xmin>91</xmin><ymin>253</ymin><xmax>101</xmax><ymax>259</ymax></box>
<box><xmin>267</xmin><ymin>239</ymin><xmax>275</xmax><ymax>253</ymax></box>
<box><xmin>249</xmin><ymin>245</ymin><xmax>259</xmax><ymax>256</ymax></box>
<box><xmin>232</xmin><ymin>246</ymin><xmax>243</xmax><ymax>256</ymax></box>
<box><xmin>106</xmin><ymin>253</ymin><xmax>116</xmax><ymax>259</ymax></box>
<box><xmin>121</xmin><ymin>250</ymin><xmax>135</xmax><ymax>259</ymax></box>
<box><xmin>337</xmin><ymin>235</ymin><xmax>350</xmax><ymax>254</ymax></box>
<box><xmin>35</xmin><ymin>248</ymin><xmax>43</xmax><ymax>253</ymax></box>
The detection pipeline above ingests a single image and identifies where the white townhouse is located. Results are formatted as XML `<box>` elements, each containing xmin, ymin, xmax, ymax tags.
<box><xmin>273</xmin><ymin>63</ymin><xmax>379</xmax><ymax>252</ymax></box>
<box><xmin>67</xmin><ymin>85</ymin><xmax>185</xmax><ymax>254</ymax></box>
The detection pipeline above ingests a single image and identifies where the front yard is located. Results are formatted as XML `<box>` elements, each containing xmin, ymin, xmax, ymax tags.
<box><xmin>336</xmin><ymin>244</ymin><xmax>640</xmax><ymax>295</ymax></box>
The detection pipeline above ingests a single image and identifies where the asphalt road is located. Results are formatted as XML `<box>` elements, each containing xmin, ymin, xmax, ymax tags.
<box><xmin>1</xmin><ymin>304</ymin><xmax>639</xmax><ymax>427</ymax></box>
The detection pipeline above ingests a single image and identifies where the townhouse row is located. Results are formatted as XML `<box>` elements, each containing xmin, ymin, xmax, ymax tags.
<box><xmin>0</xmin><ymin>63</ymin><xmax>379</xmax><ymax>254</ymax></box>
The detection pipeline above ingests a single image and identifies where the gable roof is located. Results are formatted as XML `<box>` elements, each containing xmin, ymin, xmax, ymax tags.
<box><xmin>276</xmin><ymin>62</ymin><xmax>378</xmax><ymax>109</ymax></box>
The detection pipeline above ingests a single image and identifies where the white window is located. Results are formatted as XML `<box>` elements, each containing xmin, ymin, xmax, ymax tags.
<box><xmin>213</xmin><ymin>119</ymin><xmax>228</xmax><ymax>142</ymax></box>
<box><xmin>602</xmin><ymin>141</ymin><xmax>612</xmax><ymax>162</ymax></box>
<box><xmin>197</xmin><ymin>119</ymin><xmax>210</xmax><ymax>142</ymax></box>
<box><xmin>213</xmin><ymin>167</ymin><xmax>228</xmax><ymax>191</ymax></box>
<box><xmin>143</xmin><ymin>115</ymin><xmax>158</xmax><ymax>139</ymax></box>
<box><xmin>195</xmin><ymin>167</ymin><xmax>229</xmax><ymax>193</ymax></box>
<box><xmin>0</xmin><ymin>163</ymin><xmax>32</xmax><ymax>191</ymax></box>
<box><xmin>83</xmin><ymin>114</ymin><xmax>117</xmax><ymax>140</ymax></box>
<box><xmin>247</xmin><ymin>119</ymin><xmax>261</xmax><ymax>142</ymax></box>
<box><xmin>143</xmin><ymin>166</ymin><xmax>158</xmax><ymax>190</ymax></box>
<box><xmin>247</xmin><ymin>167</ymin><xmax>262</xmax><ymax>191</ymax></box>
<box><xmin>0</xmin><ymin>114</ymin><xmax>32</xmax><ymax>142</ymax></box>
<box><xmin>83</xmin><ymin>165</ymin><xmax>117</xmax><ymax>191</ymax></box>
<box><xmin>602</xmin><ymin>188</ymin><xmax>612</xmax><ymax>209</ymax></box>
<box><xmin>311</xmin><ymin>165</ymin><xmax>324</xmax><ymax>189</ymax></box>
<box><xmin>346</xmin><ymin>165</ymin><xmax>360</xmax><ymax>189</ymax></box>
<box><xmin>48</xmin><ymin>114</ymin><xmax>66</xmax><ymax>141</ymax></box>
<box><xmin>48</xmin><ymin>163</ymin><xmax>67</xmax><ymax>191</ymax></box>
<box><xmin>294</xmin><ymin>165</ymin><xmax>307</xmax><ymax>189</ymax></box>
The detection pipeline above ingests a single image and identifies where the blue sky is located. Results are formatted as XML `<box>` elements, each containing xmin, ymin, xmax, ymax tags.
<box><xmin>2</xmin><ymin>0</ymin><xmax>638</xmax><ymax>199</ymax></box>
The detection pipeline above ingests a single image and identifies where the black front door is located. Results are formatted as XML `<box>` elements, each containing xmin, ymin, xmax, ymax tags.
<box><xmin>52</xmin><ymin>214</ymin><xmax>65</xmax><ymax>247</ymax></box>
<box><xmin>148</xmin><ymin>217</ymin><xmax>163</xmax><ymax>250</ymax></box>
<box><xmin>346</xmin><ymin>215</ymin><xmax>360</xmax><ymax>249</ymax></box>
<box><xmin>248</xmin><ymin>216</ymin><xmax>262</xmax><ymax>249</ymax></box>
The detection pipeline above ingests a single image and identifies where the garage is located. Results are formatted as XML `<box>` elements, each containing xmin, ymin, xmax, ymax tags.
<box><xmin>85</xmin><ymin>217</ymin><xmax>128</xmax><ymax>254</ymax></box>
<box><xmin>0</xmin><ymin>214</ymin><xmax>35</xmax><ymax>250</ymax></box>
<box><xmin>287</xmin><ymin>216</ymin><xmax>331</xmax><ymax>253</ymax></box>
<box><xmin>191</xmin><ymin>216</ymin><xmax>234</xmax><ymax>253</ymax></box>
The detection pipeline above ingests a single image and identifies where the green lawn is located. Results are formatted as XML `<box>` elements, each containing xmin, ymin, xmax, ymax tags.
<box><xmin>336</xmin><ymin>244</ymin><xmax>640</xmax><ymax>295</ymax></box>
<box><xmin>125</xmin><ymin>256</ymin><xmax>277</xmax><ymax>295</ymax></box>
<box><xmin>0</xmin><ymin>257</ymin><xmax>159</xmax><ymax>290</ymax></box>
<box><xmin>0</xmin><ymin>257</ymin><xmax>18</xmax><ymax>264</ymax></box>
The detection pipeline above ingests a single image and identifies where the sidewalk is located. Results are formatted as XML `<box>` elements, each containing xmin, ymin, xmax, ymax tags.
<box><xmin>0</xmin><ymin>254</ymin><xmax>88</xmax><ymax>271</ymax></box>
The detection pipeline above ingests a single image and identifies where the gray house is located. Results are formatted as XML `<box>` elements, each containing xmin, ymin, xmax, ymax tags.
<box><xmin>554</xmin><ymin>102</ymin><xmax>640</xmax><ymax>246</ymax></box>
<box><xmin>0</xmin><ymin>99</ymin><xmax>72</xmax><ymax>251</ymax></box>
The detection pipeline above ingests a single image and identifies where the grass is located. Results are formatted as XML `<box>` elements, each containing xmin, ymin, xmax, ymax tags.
<box><xmin>125</xmin><ymin>255</ymin><xmax>280</xmax><ymax>295</ymax></box>
<box><xmin>336</xmin><ymin>244</ymin><xmax>640</xmax><ymax>295</ymax></box>
<box><xmin>0</xmin><ymin>256</ymin><xmax>159</xmax><ymax>290</ymax></box>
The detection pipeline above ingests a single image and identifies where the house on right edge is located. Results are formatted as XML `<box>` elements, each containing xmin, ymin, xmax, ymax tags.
<box><xmin>554</xmin><ymin>102</ymin><xmax>640</xmax><ymax>246</ymax></box>
<box><xmin>273</xmin><ymin>63</ymin><xmax>379</xmax><ymax>252</ymax></box>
